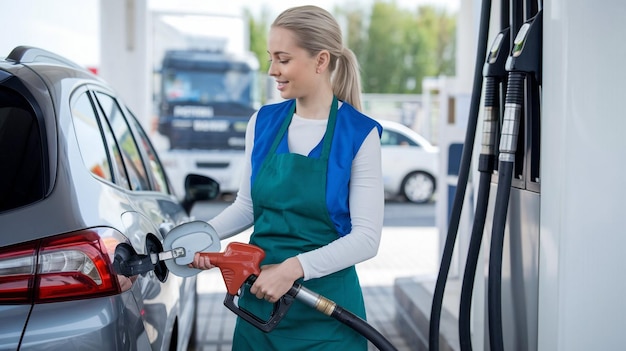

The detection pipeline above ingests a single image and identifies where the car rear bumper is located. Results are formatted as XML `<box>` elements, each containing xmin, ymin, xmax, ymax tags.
<box><xmin>16</xmin><ymin>291</ymin><xmax>150</xmax><ymax>350</ymax></box>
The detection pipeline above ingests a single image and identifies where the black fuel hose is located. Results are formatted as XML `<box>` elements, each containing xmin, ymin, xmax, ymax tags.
<box><xmin>458</xmin><ymin>154</ymin><xmax>494</xmax><ymax>351</ymax></box>
<box><xmin>226</xmin><ymin>275</ymin><xmax>396</xmax><ymax>350</ymax></box>
<box><xmin>487</xmin><ymin>71</ymin><xmax>525</xmax><ymax>351</ymax></box>
<box><xmin>428</xmin><ymin>0</ymin><xmax>492</xmax><ymax>349</ymax></box>
<box><xmin>289</xmin><ymin>283</ymin><xmax>398</xmax><ymax>351</ymax></box>
<box><xmin>459</xmin><ymin>24</ymin><xmax>510</xmax><ymax>349</ymax></box>
<box><xmin>486</xmin><ymin>161</ymin><xmax>512</xmax><ymax>351</ymax></box>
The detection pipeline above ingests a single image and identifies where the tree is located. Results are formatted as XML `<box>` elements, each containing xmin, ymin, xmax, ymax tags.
<box><xmin>336</xmin><ymin>6</ymin><xmax>368</xmax><ymax>65</ymax></box>
<box><xmin>341</xmin><ymin>1</ymin><xmax>456</xmax><ymax>94</ymax></box>
<box><xmin>246</xmin><ymin>8</ymin><xmax>272</xmax><ymax>103</ymax></box>
<box><xmin>246</xmin><ymin>8</ymin><xmax>270</xmax><ymax>73</ymax></box>
<box><xmin>358</xmin><ymin>2</ymin><xmax>408</xmax><ymax>93</ymax></box>
<box><xmin>246</xmin><ymin>2</ymin><xmax>456</xmax><ymax>95</ymax></box>
<box><xmin>415</xmin><ymin>5</ymin><xmax>456</xmax><ymax>76</ymax></box>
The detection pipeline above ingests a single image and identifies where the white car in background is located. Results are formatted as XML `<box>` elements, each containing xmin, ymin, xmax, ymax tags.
<box><xmin>378</xmin><ymin>119</ymin><xmax>439</xmax><ymax>203</ymax></box>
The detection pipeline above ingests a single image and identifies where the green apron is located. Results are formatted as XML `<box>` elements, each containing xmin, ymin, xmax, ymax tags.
<box><xmin>232</xmin><ymin>97</ymin><xmax>367</xmax><ymax>351</ymax></box>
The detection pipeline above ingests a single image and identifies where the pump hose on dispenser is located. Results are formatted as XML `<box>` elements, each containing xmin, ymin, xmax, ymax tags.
<box><xmin>487</xmin><ymin>10</ymin><xmax>542</xmax><ymax>351</ymax></box>
<box><xmin>487</xmin><ymin>70</ymin><xmax>524</xmax><ymax>351</ymax></box>
<box><xmin>428</xmin><ymin>0</ymin><xmax>492</xmax><ymax>349</ymax></box>
<box><xmin>458</xmin><ymin>148</ymin><xmax>495</xmax><ymax>351</ymax></box>
<box><xmin>458</xmin><ymin>26</ymin><xmax>510</xmax><ymax>351</ymax></box>
<box><xmin>458</xmin><ymin>46</ymin><xmax>505</xmax><ymax>351</ymax></box>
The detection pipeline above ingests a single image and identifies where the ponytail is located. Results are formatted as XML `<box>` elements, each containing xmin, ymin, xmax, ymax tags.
<box><xmin>333</xmin><ymin>47</ymin><xmax>362</xmax><ymax>111</ymax></box>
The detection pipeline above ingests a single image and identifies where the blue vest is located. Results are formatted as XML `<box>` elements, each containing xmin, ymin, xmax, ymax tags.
<box><xmin>251</xmin><ymin>99</ymin><xmax>382</xmax><ymax>236</ymax></box>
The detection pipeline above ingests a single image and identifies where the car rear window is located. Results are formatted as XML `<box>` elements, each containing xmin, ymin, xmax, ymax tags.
<box><xmin>0</xmin><ymin>87</ymin><xmax>45</xmax><ymax>212</ymax></box>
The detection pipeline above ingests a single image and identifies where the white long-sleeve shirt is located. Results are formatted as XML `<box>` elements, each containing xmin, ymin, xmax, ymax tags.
<box><xmin>208</xmin><ymin>104</ymin><xmax>384</xmax><ymax>280</ymax></box>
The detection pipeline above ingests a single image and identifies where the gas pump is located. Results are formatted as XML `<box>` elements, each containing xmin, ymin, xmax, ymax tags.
<box><xmin>459</xmin><ymin>26</ymin><xmax>510</xmax><ymax>351</ymax></box>
<box><xmin>487</xmin><ymin>9</ymin><xmax>542</xmax><ymax>351</ymax></box>
<box><xmin>411</xmin><ymin>0</ymin><xmax>626</xmax><ymax>349</ymax></box>
<box><xmin>428</xmin><ymin>0</ymin><xmax>493</xmax><ymax>349</ymax></box>
<box><xmin>429</xmin><ymin>0</ymin><xmax>543</xmax><ymax>350</ymax></box>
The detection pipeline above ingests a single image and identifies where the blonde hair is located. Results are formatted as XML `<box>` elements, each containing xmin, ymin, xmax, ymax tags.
<box><xmin>272</xmin><ymin>5</ymin><xmax>363</xmax><ymax>111</ymax></box>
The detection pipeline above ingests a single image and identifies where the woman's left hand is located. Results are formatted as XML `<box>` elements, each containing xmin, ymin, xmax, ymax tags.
<box><xmin>249</xmin><ymin>257</ymin><xmax>304</xmax><ymax>303</ymax></box>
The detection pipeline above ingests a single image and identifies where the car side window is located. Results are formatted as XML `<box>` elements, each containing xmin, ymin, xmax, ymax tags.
<box><xmin>97</xmin><ymin>103</ymin><xmax>132</xmax><ymax>190</ymax></box>
<box><xmin>126</xmin><ymin>109</ymin><xmax>169</xmax><ymax>194</ymax></box>
<box><xmin>380</xmin><ymin>130</ymin><xmax>392</xmax><ymax>146</ymax></box>
<box><xmin>381</xmin><ymin>129</ymin><xmax>419</xmax><ymax>147</ymax></box>
<box><xmin>71</xmin><ymin>92</ymin><xmax>114</xmax><ymax>182</ymax></box>
<box><xmin>94</xmin><ymin>92</ymin><xmax>150</xmax><ymax>191</ymax></box>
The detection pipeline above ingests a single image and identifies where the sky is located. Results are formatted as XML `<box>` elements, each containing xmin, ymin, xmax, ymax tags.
<box><xmin>0</xmin><ymin>0</ymin><xmax>459</xmax><ymax>67</ymax></box>
<box><xmin>151</xmin><ymin>0</ymin><xmax>460</xmax><ymax>17</ymax></box>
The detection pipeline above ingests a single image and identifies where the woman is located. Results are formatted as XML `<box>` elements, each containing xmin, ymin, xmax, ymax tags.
<box><xmin>192</xmin><ymin>5</ymin><xmax>384</xmax><ymax>350</ymax></box>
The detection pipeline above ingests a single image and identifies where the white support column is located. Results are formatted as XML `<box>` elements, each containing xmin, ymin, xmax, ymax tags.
<box><xmin>99</xmin><ymin>0</ymin><xmax>152</xmax><ymax>129</ymax></box>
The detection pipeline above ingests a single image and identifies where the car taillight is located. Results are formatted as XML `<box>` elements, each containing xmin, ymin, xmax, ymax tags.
<box><xmin>0</xmin><ymin>228</ymin><xmax>133</xmax><ymax>304</ymax></box>
<box><xmin>0</xmin><ymin>243</ymin><xmax>37</xmax><ymax>303</ymax></box>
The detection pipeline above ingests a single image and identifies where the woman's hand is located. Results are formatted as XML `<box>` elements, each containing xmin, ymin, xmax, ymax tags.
<box><xmin>249</xmin><ymin>257</ymin><xmax>304</xmax><ymax>303</ymax></box>
<box><xmin>187</xmin><ymin>252</ymin><xmax>215</xmax><ymax>270</ymax></box>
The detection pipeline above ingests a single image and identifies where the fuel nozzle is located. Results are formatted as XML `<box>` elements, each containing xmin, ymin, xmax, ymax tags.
<box><xmin>202</xmin><ymin>242</ymin><xmax>398</xmax><ymax>350</ymax></box>
<box><xmin>198</xmin><ymin>242</ymin><xmax>295</xmax><ymax>333</ymax></box>
<box><xmin>198</xmin><ymin>242</ymin><xmax>265</xmax><ymax>295</ymax></box>
<box><xmin>480</xmin><ymin>28</ymin><xmax>511</xmax><ymax>171</ymax></box>
<box><xmin>499</xmin><ymin>10</ymin><xmax>542</xmax><ymax>162</ymax></box>
<box><xmin>505</xmin><ymin>11</ymin><xmax>542</xmax><ymax>84</ymax></box>
<box><xmin>488</xmin><ymin>10</ymin><xmax>543</xmax><ymax>351</ymax></box>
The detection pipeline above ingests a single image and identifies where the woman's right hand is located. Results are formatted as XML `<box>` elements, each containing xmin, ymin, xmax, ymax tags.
<box><xmin>188</xmin><ymin>252</ymin><xmax>215</xmax><ymax>270</ymax></box>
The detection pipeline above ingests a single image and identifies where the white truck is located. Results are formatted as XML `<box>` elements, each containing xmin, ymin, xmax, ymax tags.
<box><xmin>152</xmin><ymin>12</ymin><xmax>260</xmax><ymax>199</ymax></box>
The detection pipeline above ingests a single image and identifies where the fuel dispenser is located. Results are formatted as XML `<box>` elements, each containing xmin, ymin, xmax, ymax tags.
<box><xmin>459</xmin><ymin>26</ymin><xmax>510</xmax><ymax>351</ymax></box>
<box><xmin>428</xmin><ymin>0</ymin><xmax>493</xmax><ymax>348</ymax></box>
<box><xmin>488</xmin><ymin>11</ymin><xmax>542</xmax><ymax>351</ymax></box>
<box><xmin>429</xmin><ymin>0</ymin><xmax>543</xmax><ymax>350</ymax></box>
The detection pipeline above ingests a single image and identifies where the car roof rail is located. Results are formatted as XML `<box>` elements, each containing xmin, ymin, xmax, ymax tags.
<box><xmin>6</xmin><ymin>46</ymin><xmax>84</xmax><ymax>70</ymax></box>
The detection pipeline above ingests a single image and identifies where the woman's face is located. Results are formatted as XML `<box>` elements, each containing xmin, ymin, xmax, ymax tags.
<box><xmin>267</xmin><ymin>27</ymin><xmax>320</xmax><ymax>100</ymax></box>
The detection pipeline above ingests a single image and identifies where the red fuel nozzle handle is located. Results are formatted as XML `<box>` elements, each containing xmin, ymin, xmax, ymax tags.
<box><xmin>199</xmin><ymin>242</ymin><xmax>295</xmax><ymax>332</ymax></box>
<box><xmin>199</xmin><ymin>242</ymin><xmax>265</xmax><ymax>295</ymax></box>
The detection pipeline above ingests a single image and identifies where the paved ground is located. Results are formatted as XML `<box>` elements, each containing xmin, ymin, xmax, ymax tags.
<box><xmin>190</xmin><ymin>226</ymin><xmax>439</xmax><ymax>351</ymax></box>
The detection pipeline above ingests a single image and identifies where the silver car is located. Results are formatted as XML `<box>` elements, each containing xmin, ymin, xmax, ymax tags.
<box><xmin>0</xmin><ymin>46</ymin><xmax>218</xmax><ymax>350</ymax></box>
